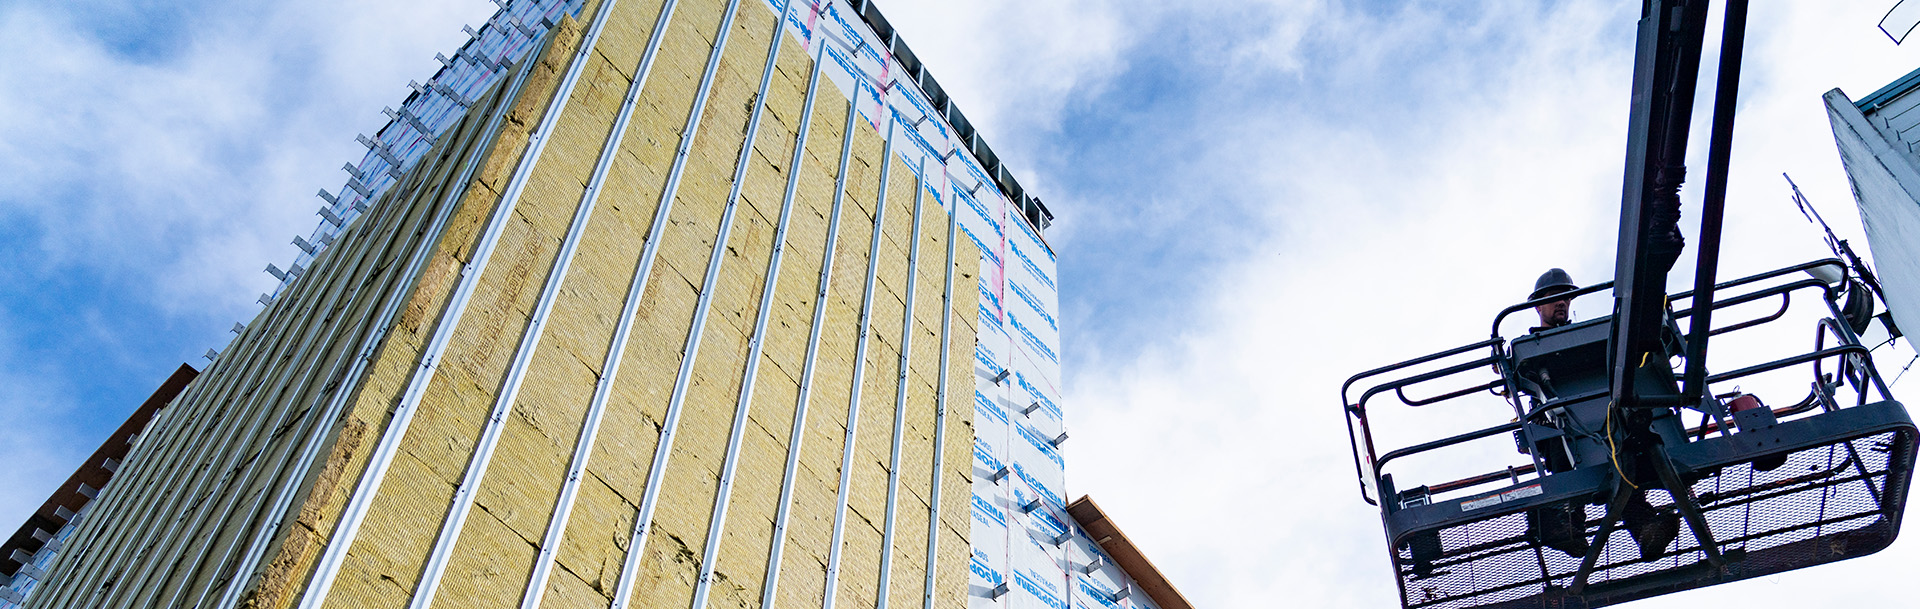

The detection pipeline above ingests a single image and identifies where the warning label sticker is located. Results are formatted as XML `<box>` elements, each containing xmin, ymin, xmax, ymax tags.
<box><xmin>1460</xmin><ymin>484</ymin><xmax>1544</xmax><ymax>512</ymax></box>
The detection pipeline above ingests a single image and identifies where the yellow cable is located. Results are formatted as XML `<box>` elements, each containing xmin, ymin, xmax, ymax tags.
<box><xmin>1606</xmin><ymin>400</ymin><xmax>1640</xmax><ymax>489</ymax></box>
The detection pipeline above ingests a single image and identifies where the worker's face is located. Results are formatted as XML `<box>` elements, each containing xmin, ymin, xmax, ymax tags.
<box><xmin>1535</xmin><ymin>297</ymin><xmax>1571</xmax><ymax>328</ymax></box>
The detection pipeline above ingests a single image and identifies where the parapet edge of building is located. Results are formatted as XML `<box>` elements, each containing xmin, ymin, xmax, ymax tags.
<box><xmin>1066</xmin><ymin>496</ymin><xmax>1193</xmax><ymax>609</ymax></box>
<box><xmin>1824</xmin><ymin>71</ymin><xmax>1920</xmax><ymax>348</ymax></box>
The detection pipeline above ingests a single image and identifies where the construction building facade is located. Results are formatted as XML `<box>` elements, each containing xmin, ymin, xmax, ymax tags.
<box><xmin>1827</xmin><ymin>68</ymin><xmax>1920</xmax><ymax>345</ymax></box>
<box><xmin>9</xmin><ymin>1</ymin><xmax>1188</xmax><ymax>608</ymax></box>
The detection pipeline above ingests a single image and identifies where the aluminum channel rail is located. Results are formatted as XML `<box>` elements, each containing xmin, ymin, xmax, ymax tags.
<box><xmin>822</xmin><ymin>113</ymin><xmax>897</xmax><ymax>609</ymax></box>
<box><xmin>510</xmin><ymin>0</ymin><xmax>690</xmax><ymax>602</ymax></box>
<box><xmin>298</xmin><ymin>0</ymin><xmax>627</xmax><ymax>602</ymax></box>
<box><xmin>43</xmin><ymin>244</ymin><xmax>304</xmax><ymax>607</ymax></box>
<box><xmin>63</xmin><ymin>192</ymin><xmax>352</xmax><ymax>609</ymax></box>
<box><xmin>151</xmin><ymin>66</ymin><xmax>531</xmax><ymax>608</ymax></box>
<box><xmin>687</xmin><ymin>0</ymin><xmax>804</xmax><ymax>605</ymax></box>
<box><xmin>605</xmin><ymin>0</ymin><xmax>752</xmax><ymax>604</ymax></box>
<box><xmin>406</xmin><ymin>0</ymin><xmax>683</xmax><ymax>605</ymax></box>
<box><xmin>756</xmin><ymin>46</ymin><xmax>840</xmax><ymax>609</ymax></box>
<box><xmin>28</xmin><ymin>332</ymin><xmax>230</xmax><ymax>608</ymax></box>
<box><xmin>922</xmin><ymin>182</ymin><xmax>959</xmax><ymax>609</ymax></box>
<box><xmin>875</xmin><ymin>157</ymin><xmax>927</xmax><ymax>609</ymax></box>
<box><xmin>208</xmin><ymin>36</ymin><xmax>554</xmax><ymax>609</ymax></box>
<box><xmin>133</xmin><ymin>106</ymin><xmax>473</xmax><ymax>609</ymax></box>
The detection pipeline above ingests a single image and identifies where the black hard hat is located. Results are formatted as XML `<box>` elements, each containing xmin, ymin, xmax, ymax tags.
<box><xmin>1530</xmin><ymin>268</ymin><xmax>1578</xmax><ymax>301</ymax></box>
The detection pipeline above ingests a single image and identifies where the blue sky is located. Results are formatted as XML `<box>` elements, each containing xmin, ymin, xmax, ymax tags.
<box><xmin>6</xmin><ymin>0</ymin><xmax>1920</xmax><ymax>607</ymax></box>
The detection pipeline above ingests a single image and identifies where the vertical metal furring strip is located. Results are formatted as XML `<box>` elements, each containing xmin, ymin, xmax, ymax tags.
<box><xmin>604</xmin><ymin>0</ymin><xmax>750</xmax><ymax>605</ymax></box>
<box><xmin>299</xmin><ymin>0</ymin><xmax>627</xmax><ymax>603</ymax></box>
<box><xmin>509</xmin><ymin>1</ymin><xmax>703</xmax><ymax>604</ymax></box>
<box><xmin>687</xmin><ymin>1</ymin><xmax>801</xmax><ymax>606</ymax></box>
<box><xmin>922</xmin><ymin>179</ymin><xmax>959</xmax><ymax>609</ymax></box>
<box><xmin>822</xmin><ymin>107</ymin><xmax>895</xmax><ymax>609</ymax></box>
<box><xmin>48</xmin><ymin>247</ymin><xmax>311</xmax><ymax>609</ymax></box>
<box><xmin>756</xmin><ymin>44</ymin><xmax>836</xmax><ymax>609</ymax></box>
<box><xmin>406</xmin><ymin>0</ymin><xmax>684</xmax><ymax>605</ymax></box>
<box><xmin>208</xmin><ymin>29</ymin><xmax>556</xmax><ymax>609</ymax></box>
<box><xmin>136</xmin><ymin>108</ymin><xmax>467</xmax><ymax>609</ymax></box>
<box><xmin>876</xmin><ymin>156</ymin><xmax>927</xmax><ymax>609</ymax></box>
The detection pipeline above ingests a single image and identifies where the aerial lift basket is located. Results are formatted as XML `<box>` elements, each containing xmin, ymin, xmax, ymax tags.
<box><xmin>1342</xmin><ymin>261</ymin><xmax>1915</xmax><ymax>609</ymax></box>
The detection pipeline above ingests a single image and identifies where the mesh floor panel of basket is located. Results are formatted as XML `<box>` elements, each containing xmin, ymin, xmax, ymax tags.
<box><xmin>1392</xmin><ymin>431</ymin><xmax>1912</xmax><ymax>609</ymax></box>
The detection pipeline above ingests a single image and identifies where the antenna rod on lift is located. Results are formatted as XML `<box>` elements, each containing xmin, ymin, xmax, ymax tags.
<box><xmin>1787</xmin><ymin>174</ymin><xmax>1891</xmax><ymax>305</ymax></box>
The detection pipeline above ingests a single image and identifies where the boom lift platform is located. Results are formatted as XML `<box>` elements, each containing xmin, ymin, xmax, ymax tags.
<box><xmin>1341</xmin><ymin>2</ymin><xmax>1916</xmax><ymax>607</ymax></box>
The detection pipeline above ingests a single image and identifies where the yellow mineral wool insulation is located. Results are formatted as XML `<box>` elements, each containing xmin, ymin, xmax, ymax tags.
<box><xmin>759</xmin><ymin>199</ymin><xmax>831</xmax><ymax>384</ymax></box>
<box><xmin>879</xmin><ymin>161</ymin><xmax>918</xmax><ymax>259</ymax></box>
<box><xmin>799</xmin><ymin>98</ymin><xmax>849</xmax><ymax>194</ymax></box>
<box><xmin>703</xmin><ymin>367</ymin><xmax>801</xmax><ymax>607</ymax></box>
<box><xmin>948</xmin><ymin>239</ymin><xmax>981</xmax><ymax>334</ymax></box>
<box><xmin>842</xmin><ymin>128</ymin><xmax>884</xmax><ymax>219</ymax></box>
<box><xmin>580</xmin><ymin>261</ymin><xmax>694</xmax><ymax>498</ymax></box>
<box><xmin>885</xmin><ymin>488</ymin><xmax>933</xmax><ymax>609</ymax></box>
<box><xmin>626</xmin><ymin>318</ymin><xmax>752</xmax><ymax>608</ymax></box>
<box><xmin>332</xmin><ymin>78</ymin><xmax>603</xmax><ymax>595</ymax></box>
<box><xmin>772</xmin><ymin>296</ymin><xmax>862</xmax><ymax>608</ymax></box>
<box><xmin>430</xmin><ymin>506</ymin><xmax>540</xmax><ymax>604</ymax></box>
<box><xmin>706</xmin><ymin>206</ymin><xmax>777</xmax><ymax>336</ymax></box>
<box><xmin>549</xmin><ymin>470</ymin><xmax>639</xmax><ymax>602</ymax></box>
<box><xmin>592</xmin><ymin>0</ymin><xmax>670</xmax><ymax>81</ymax></box>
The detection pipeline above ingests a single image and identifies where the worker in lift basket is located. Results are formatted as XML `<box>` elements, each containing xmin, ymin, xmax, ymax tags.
<box><xmin>1519</xmin><ymin>269</ymin><xmax>1681</xmax><ymax>562</ymax></box>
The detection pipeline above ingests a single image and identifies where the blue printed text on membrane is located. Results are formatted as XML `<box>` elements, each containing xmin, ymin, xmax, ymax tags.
<box><xmin>1017</xmin><ymin>422</ymin><xmax>1065</xmax><ymax>470</ymax></box>
<box><xmin>1009</xmin><ymin>282</ymin><xmax>1056</xmax><ymax>332</ymax></box>
<box><xmin>973</xmin><ymin>346</ymin><xmax>1001</xmax><ymax>378</ymax></box>
<box><xmin>1010</xmin><ymin>204</ymin><xmax>1054</xmax><ymax>262</ymax></box>
<box><xmin>979</xmin><ymin>283</ymin><xmax>1004</xmax><ymax>318</ymax></box>
<box><xmin>961</xmin><ymin>189</ymin><xmax>1002</xmax><ymax>239</ymax></box>
<box><xmin>1014</xmin><ymin>571</ymin><xmax>1066</xmax><ymax>609</ymax></box>
<box><xmin>1009</xmin><ymin>316</ymin><xmax>1059</xmax><ymax>364</ymax></box>
<box><xmin>1078</xmin><ymin>579</ymin><xmax>1121</xmax><ymax>609</ymax></box>
<box><xmin>974</xmin><ymin>390</ymin><xmax>1009</xmax><ymax>425</ymax></box>
<box><xmin>1011</xmin><ymin>242</ymin><xmax>1057</xmax><ymax>292</ymax></box>
<box><xmin>1028</xmin><ymin>504</ymin><xmax>1069</xmax><ymax>537</ymax></box>
<box><xmin>971</xmin><ymin>493</ymin><xmax>1006</xmax><ymax>527</ymax></box>
<box><xmin>973</xmin><ymin>437</ymin><xmax>1001</xmax><ymax>471</ymax></box>
<box><xmin>1012</xmin><ymin>463</ymin><xmax>1063</xmax><ymax>507</ymax></box>
<box><xmin>977</xmin><ymin>303</ymin><xmax>1002</xmax><ymax>333</ymax></box>
<box><xmin>969</xmin><ymin>552</ymin><xmax>1003</xmax><ymax>585</ymax></box>
<box><xmin>960</xmin><ymin>224</ymin><xmax>1000</xmax><ymax>268</ymax></box>
<box><xmin>1016</xmin><ymin>373</ymin><xmax>1062</xmax><ymax>420</ymax></box>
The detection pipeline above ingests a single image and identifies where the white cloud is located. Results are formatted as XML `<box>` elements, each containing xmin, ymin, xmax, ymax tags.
<box><xmin>887</xmin><ymin>0</ymin><xmax>1920</xmax><ymax>607</ymax></box>
<box><xmin>0</xmin><ymin>0</ymin><xmax>492</xmax><ymax>318</ymax></box>
<box><xmin>0</xmin><ymin>0</ymin><xmax>491</xmax><ymax>542</ymax></box>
